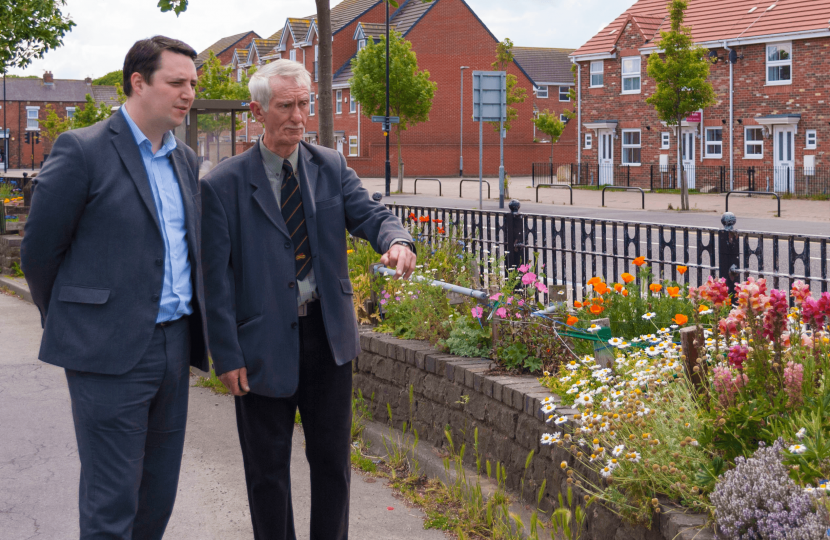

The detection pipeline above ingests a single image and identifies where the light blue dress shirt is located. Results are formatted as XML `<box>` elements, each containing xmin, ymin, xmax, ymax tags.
<box><xmin>121</xmin><ymin>106</ymin><xmax>193</xmax><ymax>323</ymax></box>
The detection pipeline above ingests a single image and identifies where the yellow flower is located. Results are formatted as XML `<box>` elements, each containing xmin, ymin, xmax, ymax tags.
<box><xmin>347</xmin><ymin>249</ymin><xmax>354</xmax><ymax>254</ymax></box>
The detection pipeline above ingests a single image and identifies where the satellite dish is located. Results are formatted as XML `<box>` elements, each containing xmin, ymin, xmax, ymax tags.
<box><xmin>729</xmin><ymin>49</ymin><xmax>740</xmax><ymax>63</ymax></box>
<box><xmin>708</xmin><ymin>50</ymin><xmax>720</xmax><ymax>64</ymax></box>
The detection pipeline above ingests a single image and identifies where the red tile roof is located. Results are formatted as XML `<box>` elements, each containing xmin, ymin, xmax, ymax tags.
<box><xmin>572</xmin><ymin>0</ymin><xmax>830</xmax><ymax>57</ymax></box>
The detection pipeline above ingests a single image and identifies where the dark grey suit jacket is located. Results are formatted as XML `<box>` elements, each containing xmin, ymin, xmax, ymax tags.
<box><xmin>21</xmin><ymin>109</ymin><xmax>209</xmax><ymax>374</ymax></box>
<box><xmin>201</xmin><ymin>141</ymin><xmax>411</xmax><ymax>398</ymax></box>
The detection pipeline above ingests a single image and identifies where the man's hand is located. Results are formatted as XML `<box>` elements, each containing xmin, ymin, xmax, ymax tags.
<box><xmin>380</xmin><ymin>243</ymin><xmax>417</xmax><ymax>280</ymax></box>
<box><xmin>219</xmin><ymin>367</ymin><xmax>250</xmax><ymax>396</ymax></box>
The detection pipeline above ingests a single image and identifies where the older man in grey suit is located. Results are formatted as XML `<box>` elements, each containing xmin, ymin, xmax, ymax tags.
<box><xmin>22</xmin><ymin>36</ymin><xmax>207</xmax><ymax>539</ymax></box>
<box><xmin>201</xmin><ymin>59</ymin><xmax>415</xmax><ymax>540</ymax></box>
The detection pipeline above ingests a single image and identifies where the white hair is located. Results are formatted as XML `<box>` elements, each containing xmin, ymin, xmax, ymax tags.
<box><xmin>248</xmin><ymin>59</ymin><xmax>312</xmax><ymax>111</ymax></box>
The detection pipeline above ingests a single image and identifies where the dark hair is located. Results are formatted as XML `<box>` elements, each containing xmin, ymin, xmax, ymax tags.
<box><xmin>122</xmin><ymin>36</ymin><xmax>197</xmax><ymax>96</ymax></box>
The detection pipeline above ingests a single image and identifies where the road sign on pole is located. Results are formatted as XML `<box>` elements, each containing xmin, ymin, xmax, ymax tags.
<box><xmin>472</xmin><ymin>71</ymin><xmax>507</xmax><ymax>209</ymax></box>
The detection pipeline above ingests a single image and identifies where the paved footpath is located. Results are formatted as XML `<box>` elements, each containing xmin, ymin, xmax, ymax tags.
<box><xmin>0</xmin><ymin>291</ymin><xmax>446</xmax><ymax>540</ymax></box>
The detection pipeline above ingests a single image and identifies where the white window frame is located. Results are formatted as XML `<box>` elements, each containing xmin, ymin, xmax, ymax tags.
<box><xmin>805</xmin><ymin>129</ymin><xmax>817</xmax><ymax>150</ymax></box>
<box><xmin>289</xmin><ymin>49</ymin><xmax>297</xmax><ymax>62</ymax></box>
<box><xmin>309</xmin><ymin>93</ymin><xmax>315</xmax><ymax>116</ymax></box>
<box><xmin>584</xmin><ymin>133</ymin><xmax>592</xmax><ymax>149</ymax></box>
<box><xmin>559</xmin><ymin>114</ymin><xmax>568</xmax><ymax>123</ymax></box>
<box><xmin>237</xmin><ymin>68</ymin><xmax>243</xmax><ymax>82</ymax></box>
<box><xmin>766</xmin><ymin>42</ymin><xmax>792</xmax><ymax>86</ymax></box>
<box><xmin>536</xmin><ymin>85</ymin><xmax>548</xmax><ymax>99</ymax></box>
<box><xmin>744</xmin><ymin>127</ymin><xmax>764</xmax><ymax>159</ymax></box>
<box><xmin>358</xmin><ymin>39</ymin><xmax>366</xmax><ymax>51</ymax></box>
<box><xmin>704</xmin><ymin>127</ymin><xmax>723</xmax><ymax>158</ymax></box>
<box><xmin>26</xmin><ymin>106</ymin><xmax>40</xmax><ymax>131</ymax></box>
<box><xmin>349</xmin><ymin>93</ymin><xmax>356</xmax><ymax>113</ymax></box>
<box><xmin>621</xmin><ymin>129</ymin><xmax>641</xmax><ymax>165</ymax></box>
<box><xmin>558</xmin><ymin>86</ymin><xmax>570</xmax><ymax>102</ymax></box>
<box><xmin>348</xmin><ymin>135</ymin><xmax>358</xmax><ymax>156</ymax></box>
<box><xmin>65</xmin><ymin>107</ymin><xmax>76</xmax><ymax>120</ymax></box>
<box><xmin>661</xmin><ymin>132</ymin><xmax>670</xmax><ymax>149</ymax></box>
<box><xmin>621</xmin><ymin>57</ymin><xmax>641</xmax><ymax>94</ymax></box>
<box><xmin>336</xmin><ymin>90</ymin><xmax>342</xmax><ymax>114</ymax></box>
<box><xmin>589</xmin><ymin>61</ymin><xmax>603</xmax><ymax>87</ymax></box>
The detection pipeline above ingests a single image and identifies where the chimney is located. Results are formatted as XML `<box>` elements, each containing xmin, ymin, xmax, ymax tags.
<box><xmin>84</xmin><ymin>77</ymin><xmax>92</xmax><ymax>86</ymax></box>
<box><xmin>43</xmin><ymin>71</ymin><xmax>54</xmax><ymax>85</ymax></box>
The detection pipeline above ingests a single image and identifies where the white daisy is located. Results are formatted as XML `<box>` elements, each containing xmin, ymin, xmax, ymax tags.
<box><xmin>612</xmin><ymin>444</ymin><xmax>625</xmax><ymax>457</ymax></box>
<box><xmin>600</xmin><ymin>466</ymin><xmax>613</xmax><ymax>478</ymax></box>
<box><xmin>541</xmin><ymin>403</ymin><xmax>556</xmax><ymax>415</ymax></box>
<box><xmin>642</xmin><ymin>312</ymin><xmax>656</xmax><ymax>320</ymax></box>
<box><xmin>608</xmin><ymin>337</ymin><xmax>624</xmax><ymax>347</ymax></box>
<box><xmin>788</xmin><ymin>444</ymin><xmax>807</xmax><ymax>454</ymax></box>
<box><xmin>554</xmin><ymin>416</ymin><xmax>568</xmax><ymax>425</ymax></box>
<box><xmin>540</xmin><ymin>433</ymin><xmax>556</xmax><ymax>445</ymax></box>
<box><xmin>796</xmin><ymin>428</ymin><xmax>807</xmax><ymax>440</ymax></box>
<box><xmin>626</xmin><ymin>451</ymin><xmax>641</xmax><ymax>462</ymax></box>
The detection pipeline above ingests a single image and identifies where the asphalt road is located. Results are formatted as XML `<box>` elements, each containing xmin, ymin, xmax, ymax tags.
<box><xmin>0</xmin><ymin>292</ymin><xmax>446</xmax><ymax>540</ymax></box>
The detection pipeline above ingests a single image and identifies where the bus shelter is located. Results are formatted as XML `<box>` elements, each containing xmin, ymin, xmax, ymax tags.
<box><xmin>174</xmin><ymin>99</ymin><xmax>255</xmax><ymax>175</ymax></box>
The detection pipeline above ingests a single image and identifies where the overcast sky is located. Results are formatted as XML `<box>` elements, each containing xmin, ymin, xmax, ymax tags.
<box><xmin>10</xmin><ymin>0</ymin><xmax>636</xmax><ymax>79</ymax></box>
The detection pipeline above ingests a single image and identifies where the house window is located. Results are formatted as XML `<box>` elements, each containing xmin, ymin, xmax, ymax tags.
<box><xmin>661</xmin><ymin>132</ymin><xmax>670</xmax><ymax>149</ymax></box>
<box><xmin>590</xmin><ymin>61</ymin><xmax>603</xmax><ymax>87</ymax></box>
<box><xmin>559</xmin><ymin>114</ymin><xmax>568</xmax><ymax>123</ymax></box>
<box><xmin>336</xmin><ymin>90</ymin><xmax>342</xmax><ymax>114</ymax></box>
<box><xmin>314</xmin><ymin>45</ymin><xmax>319</xmax><ymax>81</ymax></box>
<box><xmin>66</xmin><ymin>107</ymin><xmax>76</xmax><ymax>120</ymax></box>
<box><xmin>536</xmin><ymin>85</ymin><xmax>548</xmax><ymax>98</ymax></box>
<box><xmin>621</xmin><ymin>129</ymin><xmax>641</xmax><ymax>165</ymax></box>
<box><xmin>309</xmin><ymin>93</ymin><xmax>315</xmax><ymax>116</ymax></box>
<box><xmin>237</xmin><ymin>68</ymin><xmax>242</xmax><ymax>82</ymax></box>
<box><xmin>289</xmin><ymin>49</ymin><xmax>297</xmax><ymax>62</ymax></box>
<box><xmin>349</xmin><ymin>135</ymin><xmax>358</xmax><ymax>156</ymax></box>
<box><xmin>705</xmin><ymin>127</ymin><xmax>722</xmax><ymax>158</ymax></box>
<box><xmin>26</xmin><ymin>107</ymin><xmax>40</xmax><ymax>130</ymax></box>
<box><xmin>584</xmin><ymin>133</ymin><xmax>592</xmax><ymax>149</ymax></box>
<box><xmin>358</xmin><ymin>39</ymin><xmax>366</xmax><ymax>51</ymax></box>
<box><xmin>805</xmin><ymin>129</ymin><xmax>817</xmax><ymax>149</ymax></box>
<box><xmin>621</xmin><ymin>57</ymin><xmax>641</xmax><ymax>93</ymax></box>
<box><xmin>350</xmin><ymin>94</ymin><xmax>356</xmax><ymax>113</ymax></box>
<box><xmin>766</xmin><ymin>42</ymin><xmax>792</xmax><ymax>85</ymax></box>
<box><xmin>559</xmin><ymin>86</ymin><xmax>570</xmax><ymax>102</ymax></box>
<box><xmin>745</xmin><ymin>127</ymin><xmax>764</xmax><ymax>158</ymax></box>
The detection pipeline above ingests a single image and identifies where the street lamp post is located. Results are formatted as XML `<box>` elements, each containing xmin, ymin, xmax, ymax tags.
<box><xmin>384</xmin><ymin>0</ymin><xmax>390</xmax><ymax>196</ymax></box>
<box><xmin>459</xmin><ymin>66</ymin><xmax>469</xmax><ymax>178</ymax></box>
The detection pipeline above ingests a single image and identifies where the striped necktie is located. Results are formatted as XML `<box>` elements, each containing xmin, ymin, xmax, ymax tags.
<box><xmin>281</xmin><ymin>159</ymin><xmax>312</xmax><ymax>280</ymax></box>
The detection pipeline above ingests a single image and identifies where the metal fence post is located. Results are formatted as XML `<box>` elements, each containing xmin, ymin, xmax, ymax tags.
<box><xmin>718</xmin><ymin>212</ymin><xmax>740</xmax><ymax>295</ymax></box>
<box><xmin>505</xmin><ymin>199</ymin><xmax>525</xmax><ymax>270</ymax></box>
<box><xmin>650</xmin><ymin>164</ymin><xmax>653</xmax><ymax>191</ymax></box>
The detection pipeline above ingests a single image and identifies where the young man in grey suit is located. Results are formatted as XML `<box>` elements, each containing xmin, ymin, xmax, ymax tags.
<box><xmin>201</xmin><ymin>59</ymin><xmax>416</xmax><ymax>539</ymax></box>
<box><xmin>21</xmin><ymin>36</ymin><xmax>208</xmax><ymax>539</ymax></box>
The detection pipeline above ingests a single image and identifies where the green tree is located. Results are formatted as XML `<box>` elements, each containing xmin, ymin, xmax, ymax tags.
<box><xmin>646</xmin><ymin>0</ymin><xmax>716</xmax><ymax>210</ymax></box>
<box><xmin>92</xmin><ymin>70</ymin><xmax>122</xmax><ymax>86</ymax></box>
<box><xmin>0</xmin><ymin>0</ymin><xmax>75</xmax><ymax>71</ymax></box>
<box><xmin>350</xmin><ymin>31</ymin><xmax>436</xmax><ymax>192</ymax></box>
<box><xmin>489</xmin><ymin>38</ymin><xmax>527</xmax><ymax>134</ymax></box>
<box><xmin>532</xmin><ymin>111</ymin><xmax>565</xmax><ymax>163</ymax></box>
<box><xmin>40</xmin><ymin>93</ymin><xmax>113</xmax><ymax>144</ymax></box>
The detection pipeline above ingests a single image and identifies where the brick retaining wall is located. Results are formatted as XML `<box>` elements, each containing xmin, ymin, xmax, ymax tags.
<box><xmin>354</xmin><ymin>328</ymin><xmax>714</xmax><ymax>540</ymax></box>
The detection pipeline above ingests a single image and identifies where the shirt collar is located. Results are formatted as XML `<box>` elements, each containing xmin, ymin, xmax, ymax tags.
<box><xmin>121</xmin><ymin>105</ymin><xmax>177</xmax><ymax>157</ymax></box>
<box><xmin>259</xmin><ymin>136</ymin><xmax>299</xmax><ymax>176</ymax></box>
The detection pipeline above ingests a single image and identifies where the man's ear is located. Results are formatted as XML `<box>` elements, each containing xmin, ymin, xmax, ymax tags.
<box><xmin>130</xmin><ymin>72</ymin><xmax>147</xmax><ymax>96</ymax></box>
<box><xmin>249</xmin><ymin>102</ymin><xmax>266</xmax><ymax>124</ymax></box>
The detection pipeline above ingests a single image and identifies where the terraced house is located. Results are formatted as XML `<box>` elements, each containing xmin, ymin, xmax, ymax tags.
<box><xmin>570</xmin><ymin>0</ymin><xmax>830</xmax><ymax>196</ymax></box>
<box><xmin>226</xmin><ymin>0</ymin><xmax>578</xmax><ymax>177</ymax></box>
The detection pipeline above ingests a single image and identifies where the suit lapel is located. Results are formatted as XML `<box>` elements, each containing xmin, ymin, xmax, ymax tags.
<box><xmin>109</xmin><ymin>110</ymin><xmax>161</xmax><ymax>233</ymax></box>
<box><xmin>249</xmin><ymin>144</ymin><xmax>291</xmax><ymax>239</ymax></box>
<box><xmin>297</xmin><ymin>143</ymin><xmax>320</xmax><ymax>265</ymax></box>
<box><xmin>169</xmin><ymin>148</ymin><xmax>198</xmax><ymax>263</ymax></box>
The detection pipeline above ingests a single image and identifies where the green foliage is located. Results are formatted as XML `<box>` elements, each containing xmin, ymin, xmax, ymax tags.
<box><xmin>157</xmin><ymin>0</ymin><xmax>189</xmax><ymax>15</ymax></box>
<box><xmin>193</xmin><ymin>360</ymin><xmax>229</xmax><ymax>394</ymax></box>
<box><xmin>92</xmin><ymin>70</ymin><xmax>122</xmax><ymax>86</ymax></box>
<box><xmin>498</xmin><ymin>342</ymin><xmax>529</xmax><ymax>370</ymax></box>
<box><xmin>532</xmin><ymin>110</ymin><xmax>565</xmax><ymax>162</ymax></box>
<box><xmin>10</xmin><ymin>261</ymin><xmax>24</xmax><ymax>278</ymax></box>
<box><xmin>441</xmin><ymin>315</ymin><xmax>492</xmax><ymax>358</ymax></box>
<box><xmin>0</xmin><ymin>0</ymin><xmax>75</xmax><ymax>70</ymax></box>
<box><xmin>350</xmin><ymin>31</ymin><xmax>436</xmax><ymax>191</ymax></box>
<box><xmin>40</xmin><ymin>93</ymin><xmax>113</xmax><ymax>144</ymax></box>
<box><xmin>489</xmin><ymin>38</ymin><xmax>527</xmax><ymax>133</ymax></box>
<box><xmin>197</xmin><ymin>51</ymin><xmax>252</xmax><ymax>100</ymax></box>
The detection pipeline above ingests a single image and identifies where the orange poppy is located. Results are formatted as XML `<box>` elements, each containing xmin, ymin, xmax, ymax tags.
<box><xmin>677</xmin><ymin>265</ymin><xmax>688</xmax><ymax>275</ymax></box>
<box><xmin>433</xmin><ymin>219</ymin><xmax>443</xmax><ymax>223</ymax></box>
<box><xmin>614</xmin><ymin>283</ymin><xmax>623</xmax><ymax>292</ymax></box>
<box><xmin>589</xmin><ymin>304</ymin><xmax>604</xmax><ymax>315</ymax></box>
<box><xmin>649</xmin><ymin>283</ymin><xmax>663</xmax><ymax>293</ymax></box>
<box><xmin>437</xmin><ymin>227</ymin><xmax>446</xmax><ymax>234</ymax></box>
<box><xmin>587</xmin><ymin>276</ymin><xmax>603</xmax><ymax>287</ymax></box>
<box><xmin>621</xmin><ymin>273</ymin><xmax>635</xmax><ymax>283</ymax></box>
<box><xmin>622</xmin><ymin>289</ymin><xmax>629</xmax><ymax>297</ymax></box>
<box><xmin>667</xmin><ymin>286</ymin><xmax>680</xmax><ymax>298</ymax></box>
<box><xmin>595</xmin><ymin>297</ymin><xmax>604</xmax><ymax>304</ymax></box>
<box><xmin>566</xmin><ymin>316</ymin><xmax>579</xmax><ymax>326</ymax></box>
<box><xmin>594</xmin><ymin>283</ymin><xmax>609</xmax><ymax>295</ymax></box>
<box><xmin>574</xmin><ymin>301</ymin><xmax>583</xmax><ymax>308</ymax></box>
<box><xmin>698</xmin><ymin>304</ymin><xmax>710</xmax><ymax>313</ymax></box>
<box><xmin>633</xmin><ymin>256</ymin><xmax>646</xmax><ymax>266</ymax></box>
<box><xmin>673</xmin><ymin>314</ymin><xmax>689</xmax><ymax>325</ymax></box>
<box><xmin>419</xmin><ymin>216</ymin><xmax>430</xmax><ymax>222</ymax></box>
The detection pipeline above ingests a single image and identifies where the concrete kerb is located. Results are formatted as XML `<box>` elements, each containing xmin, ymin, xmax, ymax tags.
<box><xmin>0</xmin><ymin>275</ymin><xmax>32</xmax><ymax>303</ymax></box>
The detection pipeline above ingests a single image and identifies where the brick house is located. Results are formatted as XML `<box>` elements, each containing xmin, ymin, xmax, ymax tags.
<box><xmin>228</xmin><ymin>0</ymin><xmax>578</xmax><ymax>177</ymax></box>
<box><xmin>0</xmin><ymin>72</ymin><xmax>120</xmax><ymax>169</ymax></box>
<box><xmin>569</xmin><ymin>0</ymin><xmax>830</xmax><ymax>194</ymax></box>
<box><xmin>195</xmin><ymin>31</ymin><xmax>260</xmax><ymax>74</ymax></box>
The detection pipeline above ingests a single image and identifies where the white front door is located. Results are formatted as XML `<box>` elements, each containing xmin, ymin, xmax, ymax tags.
<box><xmin>681</xmin><ymin>129</ymin><xmax>696</xmax><ymax>189</ymax></box>
<box><xmin>773</xmin><ymin>125</ymin><xmax>795</xmax><ymax>192</ymax></box>
<box><xmin>598</xmin><ymin>130</ymin><xmax>613</xmax><ymax>185</ymax></box>
<box><xmin>337</xmin><ymin>137</ymin><xmax>344</xmax><ymax>155</ymax></box>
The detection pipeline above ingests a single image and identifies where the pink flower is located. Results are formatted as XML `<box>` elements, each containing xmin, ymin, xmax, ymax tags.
<box><xmin>713</xmin><ymin>366</ymin><xmax>747</xmax><ymax>407</ymax></box>
<box><xmin>700</xmin><ymin>276</ymin><xmax>730</xmax><ymax>307</ymax></box>
<box><xmin>783</xmin><ymin>361</ymin><xmax>804</xmax><ymax>408</ymax></box>
<box><xmin>515</xmin><ymin>312</ymin><xmax>522</xmax><ymax>319</ymax></box>
<box><xmin>761</xmin><ymin>289</ymin><xmax>788</xmax><ymax>340</ymax></box>
<box><xmin>727</xmin><ymin>345</ymin><xmax>748</xmax><ymax>370</ymax></box>
<box><xmin>506</xmin><ymin>296</ymin><xmax>514</xmax><ymax>305</ymax></box>
<box><xmin>518</xmin><ymin>264</ymin><xmax>530</xmax><ymax>273</ymax></box>
<box><xmin>471</xmin><ymin>306</ymin><xmax>484</xmax><ymax>319</ymax></box>
<box><xmin>801</xmin><ymin>334</ymin><xmax>813</xmax><ymax>348</ymax></box>
<box><xmin>518</xmin><ymin>299</ymin><xmax>525</xmax><ymax>307</ymax></box>
<box><xmin>489</xmin><ymin>293</ymin><xmax>503</xmax><ymax>301</ymax></box>
<box><xmin>521</xmin><ymin>272</ymin><xmax>537</xmax><ymax>286</ymax></box>
<box><xmin>536</xmin><ymin>282</ymin><xmax>548</xmax><ymax>294</ymax></box>
<box><xmin>802</xmin><ymin>297</ymin><xmax>825</xmax><ymax>330</ymax></box>
<box><xmin>791</xmin><ymin>280</ymin><xmax>811</xmax><ymax>306</ymax></box>
<box><xmin>496</xmin><ymin>307</ymin><xmax>507</xmax><ymax>318</ymax></box>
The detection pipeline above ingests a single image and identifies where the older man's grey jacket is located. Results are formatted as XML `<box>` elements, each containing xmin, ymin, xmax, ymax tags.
<box><xmin>201</xmin><ymin>141</ymin><xmax>411</xmax><ymax>398</ymax></box>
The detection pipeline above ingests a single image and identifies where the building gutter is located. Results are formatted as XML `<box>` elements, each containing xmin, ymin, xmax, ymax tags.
<box><xmin>573</xmin><ymin>58</ymin><xmax>581</xmax><ymax>171</ymax></box>
<box><xmin>639</xmin><ymin>28</ymin><xmax>830</xmax><ymax>55</ymax></box>
<box><xmin>723</xmin><ymin>40</ymin><xmax>734</xmax><ymax>191</ymax></box>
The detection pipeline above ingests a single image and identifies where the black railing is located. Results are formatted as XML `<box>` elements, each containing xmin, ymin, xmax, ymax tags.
<box><xmin>384</xmin><ymin>201</ymin><xmax>829</xmax><ymax>304</ymax></box>
<box><xmin>532</xmin><ymin>163</ymin><xmax>830</xmax><ymax>198</ymax></box>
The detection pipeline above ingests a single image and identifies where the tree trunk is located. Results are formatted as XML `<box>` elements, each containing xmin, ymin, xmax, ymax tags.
<box><xmin>315</xmin><ymin>0</ymin><xmax>334</xmax><ymax>149</ymax></box>
<box><xmin>550</xmin><ymin>141</ymin><xmax>554</xmax><ymax>165</ymax></box>
<box><xmin>395</xmin><ymin>128</ymin><xmax>404</xmax><ymax>192</ymax></box>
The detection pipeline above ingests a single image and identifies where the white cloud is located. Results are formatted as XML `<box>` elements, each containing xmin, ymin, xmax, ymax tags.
<box><xmin>10</xmin><ymin>0</ymin><xmax>638</xmax><ymax>79</ymax></box>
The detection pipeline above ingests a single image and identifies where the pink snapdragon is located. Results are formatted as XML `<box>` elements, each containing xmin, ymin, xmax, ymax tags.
<box><xmin>802</xmin><ymin>297</ymin><xmax>826</xmax><ymax>331</ymax></box>
<box><xmin>713</xmin><ymin>366</ymin><xmax>748</xmax><ymax>407</ymax></box>
<box><xmin>521</xmin><ymin>272</ymin><xmax>537</xmax><ymax>286</ymax></box>
<box><xmin>700</xmin><ymin>276</ymin><xmax>730</xmax><ymax>307</ymax></box>
<box><xmin>783</xmin><ymin>361</ymin><xmax>804</xmax><ymax>408</ymax></box>
<box><xmin>735</xmin><ymin>277</ymin><xmax>768</xmax><ymax>311</ymax></box>
<box><xmin>761</xmin><ymin>289</ymin><xmax>789</xmax><ymax>340</ymax></box>
<box><xmin>791</xmin><ymin>280</ymin><xmax>811</xmax><ymax>306</ymax></box>
<box><xmin>727</xmin><ymin>345</ymin><xmax>748</xmax><ymax>370</ymax></box>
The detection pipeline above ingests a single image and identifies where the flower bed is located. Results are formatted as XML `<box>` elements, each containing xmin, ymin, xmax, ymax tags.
<box><xmin>349</xmin><ymin>222</ymin><xmax>830</xmax><ymax>538</ymax></box>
